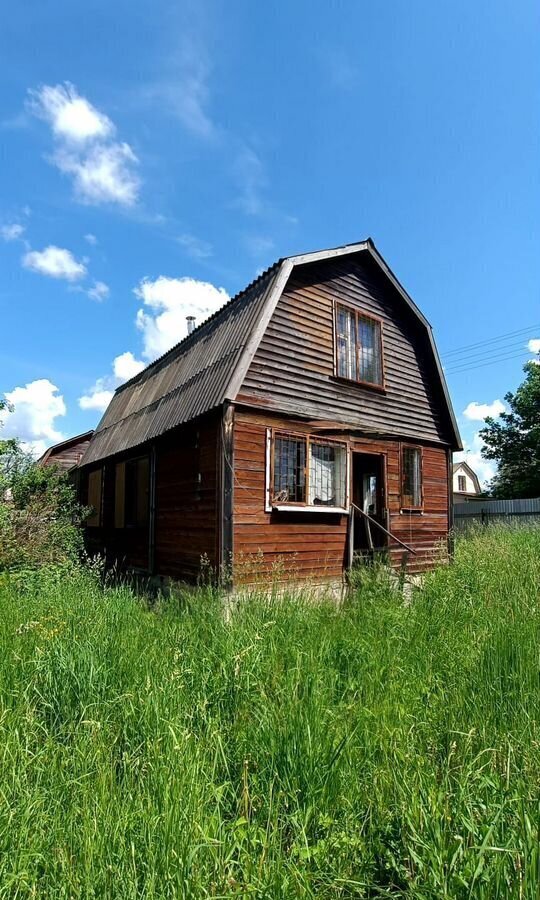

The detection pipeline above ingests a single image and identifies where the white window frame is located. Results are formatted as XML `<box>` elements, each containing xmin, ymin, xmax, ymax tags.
<box><xmin>265</xmin><ymin>428</ymin><xmax>350</xmax><ymax>514</ymax></box>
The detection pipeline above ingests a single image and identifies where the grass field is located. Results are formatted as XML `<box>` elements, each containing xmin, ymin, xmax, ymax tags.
<box><xmin>1</xmin><ymin>528</ymin><xmax>540</xmax><ymax>898</ymax></box>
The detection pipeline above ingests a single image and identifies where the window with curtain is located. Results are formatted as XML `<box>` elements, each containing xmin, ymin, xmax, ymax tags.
<box><xmin>308</xmin><ymin>441</ymin><xmax>346</xmax><ymax>507</ymax></box>
<box><xmin>335</xmin><ymin>303</ymin><xmax>383</xmax><ymax>387</ymax></box>
<box><xmin>271</xmin><ymin>433</ymin><xmax>347</xmax><ymax>509</ymax></box>
<box><xmin>401</xmin><ymin>446</ymin><xmax>422</xmax><ymax>509</ymax></box>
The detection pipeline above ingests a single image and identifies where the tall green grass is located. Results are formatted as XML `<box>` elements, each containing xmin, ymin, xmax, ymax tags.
<box><xmin>0</xmin><ymin>527</ymin><xmax>539</xmax><ymax>897</ymax></box>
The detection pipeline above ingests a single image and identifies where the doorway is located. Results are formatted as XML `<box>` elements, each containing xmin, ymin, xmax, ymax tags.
<box><xmin>351</xmin><ymin>452</ymin><xmax>387</xmax><ymax>558</ymax></box>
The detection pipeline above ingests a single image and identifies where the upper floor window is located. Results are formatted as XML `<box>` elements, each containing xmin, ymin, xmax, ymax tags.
<box><xmin>335</xmin><ymin>303</ymin><xmax>384</xmax><ymax>387</ymax></box>
<box><xmin>457</xmin><ymin>474</ymin><xmax>466</xmax><ymax>492</ymax></box>
<box><xmin>271</xmin><ymin>432</ymin><xmax>347</xmax><ymax>510</ymax></box>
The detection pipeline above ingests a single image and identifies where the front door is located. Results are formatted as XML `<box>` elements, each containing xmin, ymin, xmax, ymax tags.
<box><xmin>351</xmin><ymin>452</ymin><xmax>387</xmax><ymax>557</ymax></box>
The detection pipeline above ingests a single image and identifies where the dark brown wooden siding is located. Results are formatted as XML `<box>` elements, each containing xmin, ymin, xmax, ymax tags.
<box><xmin>154</xmin><ymin>415</ymin><xmax>219</xmax><ymax>580</ymax></box>
<box><xmin>232</xmin><ymin>410</ymin><xmax>449</xmax><ymax>583</ymax></box>
<box><xmin>82</xmin><ymin>413</ymin><xmax>220</xmax><ymax>580</ymax></box>
<box><xmin>237</xmin><ymin>255</ymin><xmax>451</xmax><ymax>446</ymax></box>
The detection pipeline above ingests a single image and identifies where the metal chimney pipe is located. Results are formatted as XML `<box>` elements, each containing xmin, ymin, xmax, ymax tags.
<box><xmin>186</xmin><ymin>315</ymin><xmax>196</xmax><ymax>335</ymax></box>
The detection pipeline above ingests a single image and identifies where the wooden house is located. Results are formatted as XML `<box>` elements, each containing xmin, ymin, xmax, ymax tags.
<box><xmin>77</xmin><ymin>240</ymin><xmax>462</xmax><ymax>584</ymax></box>
<box><xmin>452</xmin><ymin>460</ymin><xmax>481</xmax><ymax>504</ymax></box>
<box><xmin>38</xmin><ymin>431</ymin><xmax>94</xmax><ymax>473</ymax></box>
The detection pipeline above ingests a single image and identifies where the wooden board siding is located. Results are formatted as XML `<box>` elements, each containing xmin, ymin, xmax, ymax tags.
<box><xmin>232</xmin><ymin>410</ymin><xmax>449</xmax><ymax>583</ymax></box>
<box><xmin>82</xmin><ymin>413</ymin><xmax>220</xmax><ymax>580</ymax></box>
<box><xmin>41</xmin><ymin>435</ymin><xmax>92</xmax><ymax>471</ymax></box>
<box><xmin>237</xmin><ymin>255</ymin><xmax>452</xmax><ymax>446</ymax></box>
<box><xmin>154</xmin><ymin>415</ymin><xmax>219</xmax><ymax>580</ymax></box>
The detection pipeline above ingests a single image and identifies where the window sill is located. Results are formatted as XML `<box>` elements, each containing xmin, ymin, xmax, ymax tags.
<box><xmin>332</xmin><ymin>375</ymin><xmax>386</xmax><ymax>394</ymax></box>
<box><xmin>400</xmin><ymin>508</ymin><xmax>424</xmax><ymax>515</ymax></box>
<box><xmin>271</xmin><ymin>505</ymin><xmax>349</xmax><ymax>514</ymax></box>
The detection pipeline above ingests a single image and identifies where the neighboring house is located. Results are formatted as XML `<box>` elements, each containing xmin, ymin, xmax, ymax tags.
<box><xmin>74</xmin><ymin>239</ymin><xmax>461</xmax><ymax>584</ymax></box>
<box><xmin>452</xmin><ymin>460</ymin><xmax>481</xmax><ymax>504</ymax></box>
<box><xmin>38</xmin><ymin>431</ymin><xmax>94</xmax><ymax>473</ymax></box>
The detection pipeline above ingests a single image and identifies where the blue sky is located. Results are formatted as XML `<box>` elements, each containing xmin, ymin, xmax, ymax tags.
<box><xmin>1</xmin><ymin>0</ymin><xmax>539</xmax><ymax>483</ymax></box>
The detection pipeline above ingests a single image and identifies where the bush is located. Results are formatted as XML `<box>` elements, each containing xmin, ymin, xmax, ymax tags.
<box><xmin>0</xmin><ymin>442</ymin><xmax>86</xmax><ymax>571</ymax></box>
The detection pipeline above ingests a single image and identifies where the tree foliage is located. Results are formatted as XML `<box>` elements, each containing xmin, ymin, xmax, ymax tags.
<box><xmin>0</xmin><ymin>401</ymin><xmax>86</xmax><ymax>570</ymax></box>
<box><xmin>480</xmin><ymin>359</ymin><xmax>540</xmax><ymax>499</ymax></box>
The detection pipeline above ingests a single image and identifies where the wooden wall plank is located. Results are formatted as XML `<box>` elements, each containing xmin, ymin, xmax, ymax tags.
<box><xmin>232</xmin><ymin>410</ymin><xmax>449</xmax><ymax>584</ymax></box>
<box><xmin>238</xmin><ymin>256</ymin><xmax>453</xmax><ymax>446</ymax></box>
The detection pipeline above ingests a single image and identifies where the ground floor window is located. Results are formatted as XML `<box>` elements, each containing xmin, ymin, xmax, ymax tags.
<box><xmin>271</xmin><ymin>432</ymin><xmax>347</xmax><ymax>509</ymax></box>
<box><xmin>115</xmin><ymin>456</ymin><xmax>150</xmax><ymax>527</ymax></box>
<box><xmin>401</xmin><ymin>445</ymin><xmax>422</xmax><ymax>509</ymax></box>
<box><xmin>86</xmin><ymin>468</ymin><xmax>102</xmax><ymax>527</ymax></box>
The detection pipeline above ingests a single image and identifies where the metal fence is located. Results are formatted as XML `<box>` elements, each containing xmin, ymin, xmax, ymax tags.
<box><xmin>454</xmin><ymin>497</ymin><xmax>540</xmax><ymax>531</ymax></box>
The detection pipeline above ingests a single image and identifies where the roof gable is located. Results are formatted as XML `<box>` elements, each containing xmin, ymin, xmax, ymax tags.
<box><xmin>81</xmin><ymin>239</ymin><xmax>461</xmax><ymax>466</ymax></box>
<box><xmin>453</xmin><ymin>460</ymin><xmax>481</xmax><ymax>492</ymax></box>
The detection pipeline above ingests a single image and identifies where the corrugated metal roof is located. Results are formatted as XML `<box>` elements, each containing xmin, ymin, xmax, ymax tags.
<box><xmin>81</xmin><ymin>263</ymin><xmax>281</xmax><ymax>465</ymax></box>
<box><xmin>80</xmin><ymin>238</ymin><xmax>462</xmax><ymax>467</ymax></box>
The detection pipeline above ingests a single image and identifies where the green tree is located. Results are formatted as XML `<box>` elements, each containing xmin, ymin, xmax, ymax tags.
<box><xmin>0</xmin><ymin>399</ymin><xmax>86</xmax><ymax>569</ymax></box>
<box><xmin>480</xmin><ymin>358</ymin><xmax>540</xmax><ymax>499</ymax></box>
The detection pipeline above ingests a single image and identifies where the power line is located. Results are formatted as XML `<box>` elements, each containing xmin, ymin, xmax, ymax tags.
<box><xmin>441</xmin><ymin>323</ymin><xmax>540</xmax><ymax>359</ymax></box>
<box><xmin>446</xmin><ymin>349</ymin><xmax>532</xmax><ymax>376</ymax></box>
<box><xmin>442</xmin><ymin>337</ymin><xmax>534</xmax><ymax>366</ymax></box>
<box><xmin>446</xmin><ymin>347</ymin><xmax>531</xmax><ymax>373</ymax></box>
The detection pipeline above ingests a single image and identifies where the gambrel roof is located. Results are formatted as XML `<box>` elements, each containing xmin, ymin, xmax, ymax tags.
<box><xmin>81</xmin><ymin>239</ymin><xmax>462</xmax><ymax>466</ymax></box>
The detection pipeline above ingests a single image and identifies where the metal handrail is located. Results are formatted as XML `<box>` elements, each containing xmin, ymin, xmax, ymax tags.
<box><xmin>350</xmin><ymin>502</ymin><xmax>417</xmax><ymax>555</ymax></box>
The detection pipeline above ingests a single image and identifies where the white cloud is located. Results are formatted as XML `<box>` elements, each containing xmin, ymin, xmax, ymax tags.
<box><xmin>234</xmin><ymin>145</ymin><xmax>266</xmax><ymax>215</ymax></box>
<box><xmin>22</xmin><ymin>245</ymin><xmax>87</xmax><ymax>281</ymax></box>
<box><xmin>87</xmin><ymin>280</ymin><xmax>110</xmax><ymax>302</ymax></box>
<box><xmin>113</xmin><ymin>351</ymin><xmax>145</xmax><ymax>381</ymax></box>
<box><xmin>54</xmin><ymin>142</ymin><xmax>140</xmax><ymax>206</ymax></box>
<box><xmin>2</xmin><ymin>379</ymin><xmax>66</xmax><ymax>454</ymax></box>
<box><xmin>28</xmin><ymin>82</ymin><xmax>113</xmax><ymax>143</ymax></box>
<box><xmin>84</xmin><ymin>233</ymin><xmax>97</xmax><ymax>245</ymax></box>
<box><xmin>528</xmin><ymin>338</ymin><xmax>540</xmax><ymax>354</ymax></box>
<box><xmin>462</xmin><ymin>399</ymin><xmax>505</xmax><ymax>421</ymax></box>
<box><xmin>78</xmin><ymin>386</ymin><xmax>114</xmax><ymax>412</ymax></box>
<box><xmin>244</xmin><ymin>234</ymin><xmax>275</xmax><ymax>257</ymax></box>
<box><xmin>134</xmin><ymin>275</ymin><xmax>229</xmax><ymax>359</ymax></box>
<box><xmin>174</xmin><ymin>65</ymin><xmax>214</xmax><ymax>139</ymax></box>
<box><xmin>28</xmin><ymin>82</ymin><xmax>140</xmax><ymax>207</ymax></box>
<box><xmin>177</xmin><ymin>233</ymin><xmax>213</xmax><ymax>259</ymax></box>
<box><xmin>147</xmin><ymin>39</ymin><xmax>215</xmax><ymax>139</ymax></box>
<box><xmin>78</xmin><ymin>275</ymin><xmax>227</xmax><ymax>413</ymax></box>
<box><xmin>78</xmin><ymin>351</ymin><xmax>145</xmax><ymax>413</ymax></box>
<box><xmin>1</xmin><ymin>223</ymin><xmax>25</xmax><ymax>241</ymax></box>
